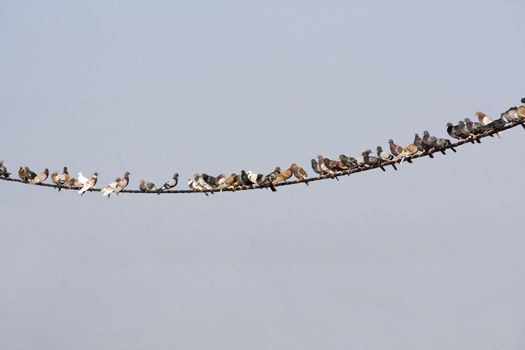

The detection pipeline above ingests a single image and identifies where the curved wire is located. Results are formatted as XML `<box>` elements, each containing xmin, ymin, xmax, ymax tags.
<box><xmin>1</xmin><ymin>119</ymin><xmax>524</xmax><ymax>195</ymax></box>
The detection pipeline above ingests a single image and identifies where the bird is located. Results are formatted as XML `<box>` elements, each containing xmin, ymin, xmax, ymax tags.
<box><xmin>501</xmin><ymin>107</ymin><xmax>520</xmax><ymax>123</ymax></box>
<box><xmin>139</xmin><ymin>179</ymin><xmax>157</xmax><ymax>193</ymax></box>
<box><xmin>18</xmin><ymin>167</ymin><xmax>27</xmax><ymax>182</ymax></box>
<box><xmin>113</xmin><ymin>171</ymin><xmax>130</xmax><ymax>196</ymax></box>
<box><xmin>224</xmin><ymin>173</ymin><xmax>239</xmax><ymax>190</ymax></box>
<box><xmin>398</xmin><ymin>144</ymin><xmax>418</xmax><ymax>164</ymax></box>
<box><xmin>157</xmin><ymin>173</ymin><xmax>179</xmax><ymax>194</ymax></box>
<box><xmin>101</xmin><ymin>178</ymin><xmax>121</xmax><ymax>198</ymax></box>
<box><xmin>436</xmin><ymin>138</ymin><xmax>457</xmax><ymax>153</ymax></box>
<box><xmin>272</xmin><ymin>165</ymin><xmax>293</xmax><ymax>185</ymax></box>
<box><xmin>376</xmin><ymin>146</ymin><xmax>397</xmax><ymax>170</ymax></box>
<box><xmin>240</xmin><ymin>170</ymin><xmax>255</xmax><ymax>187</ymax></box>
<box><xmin>446</xmin><ymin>122</ymin><xmax>470</xmax><ymax>142</ymax></box>
<box><xmin>317</xmin><ymin>155</ymin><xmax>339</xmax><ymax>179</ymax></box>
<box><xmin>188</xmin><ymin>175</ymin><xmax>209</xmax><ymax>195</ymax></box>
<box><xmin>339</xmin><ymin>154</ymin><xmax>358</xmax><ymax>171</ymax></box>
<box><xmin>414</xmin><ymin>134</ymin><xmax>434</xmax><ymax>158</ymax></box>
<box><xmin>290</xmin><ymin>163</ymin><xmax>309</xmax><ymax>185</ymax></box>
<box><xmin>421</xmin><ymin>131</ymin><xmax>436</xmax><ymax>157</ymax></box>
<box><xmin>311</xmin><ymin>159</ymin><xmax>324</xmax><ymax>176</ymax></box>
<box><xmin>458</xmin><ymin>120</ymin><xmax>480</xmax><ymax>143</ymax></box>
<box><xmin>362</xmin><ymin>149</ymin><xmax>384</xmax><ymax>171</ymax></box>
<box><xmin>78</xmin><ymin>172</ymin><xmax>98</xmax><ymax>196</ymax></box>
<box><xmin>246</xmin><ymin>171</ymin><xmax>259</xmax><ymax>185</ymax></box>
<box><xmin>215</xmin><ymin>174</ymin><xmax>228</xmax><ymax>191</ymax></box>
<box><xmin>57</xmin><ymin>167</ymin><xmax>71</xmax><ymax>191</ymax></box>
<box><xmin>464</xmin><ymin>118</ymin><xmax>485</xmax><ymax>137</ymax></box>
<box><xmin>517</xmin><ymin>106</ymin><xmax>525</xmax><ymax>129</ymax></box>
<box><xmin>255</xmin><ymin>173</ymin><xmax>277</xmax><ymax>192</ymax></box>
<box><xmin>388</xmin><ymin>139</ymin><xmax>412</xmax><ymax>163</ymax></box>
<box><xmin>51</xmin><ymin>171</ymin><xmax>59</xmax><ymax>187</ymax></box>
<box><xmin>0</xmin><ymin>161</ymin><xmax>11</xmax><ymax>179</ymax></box>
<box><xmin>266</xmin><ymin>167</ymin><xmax>282</xmax><ymax>183</ymax></box>
<box><xmin>30</xmin><ymin>168</ymin><xmax>49</xmax><ymax>185</ymax></box>
<box><xmin>476</xmin><ymin>111</ymin><xmax>502</xmax><ymax>138</ymax></box>
<box><xmin>202</xmin><ymin>173</ymin><xmax>219</xmax><ymax>189</ymax></box>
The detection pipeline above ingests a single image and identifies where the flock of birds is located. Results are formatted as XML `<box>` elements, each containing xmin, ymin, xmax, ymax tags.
<box><xmin>1</xmin><ymin>99</ymin><xmax>524</xmax><ymax>197</ymax></box>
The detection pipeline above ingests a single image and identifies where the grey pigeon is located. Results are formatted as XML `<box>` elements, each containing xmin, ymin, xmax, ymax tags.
<box><xmin>436</xmin><ymin>138</ymin><xmax>457</xmax><ymax>153</ymax></box>
<box><xmin>311</xmin><ymin>159</ymin><xmax>324</xmax><ymax>176</ymax></box>
<box><xmin>420</xmin><ymin>131</ymin><xmax>435</xmax><ymax>158</ymax></box>
<box><xmin>362</xmin><ymin>149</ymin><xmax>384</xmax><ymax>171</ymax></box>
<box><xmin>157</xmin><ymin>173</ymin><xmax>179</xmax><ymax>194</ymax></box>
<box><xmin>256</xmin><ymin>174</ymin><xmax>277</xmax><ymax>192</ymax></box>
<box><xmin>266</xmin><ymin>167</ymin><xmax>282</xmax><ymax>182</ymax></box>
<box><xmin>458</xmin><ymin>120</ymin><xmax>480</xmax><ymax>143</ymax></box>
<box><xmin>376</xmin><ymin>146</ymin><xmax>397</xmax><ymax>171</ymax></box>
<box><xmin>139</xmin><ymin>179</ymin><xmax>157</xmax><ymax>193</ymax></box>
<box><xmin>339</xmin><ymin>154</ymin><xmax>358</xmax><ymax>170</ymax></box>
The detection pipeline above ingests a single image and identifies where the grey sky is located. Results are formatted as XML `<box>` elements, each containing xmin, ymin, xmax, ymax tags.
<box><xmin>1</xmin><ymin>0</ymin><xmax>525</xmax><ymax>349</ymax></box>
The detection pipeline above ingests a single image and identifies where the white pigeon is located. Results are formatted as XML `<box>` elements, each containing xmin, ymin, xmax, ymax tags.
<box><xmin>101</xmin><ymin>178</ymin><xmax>121</xmax><ymax>197</ymax></box>
<box><xmin>246</xmin><ymin>171</ymin><xmax>258</xmax><ymax>184</ymax></box>
<box><xmin>476</xmin><ymin>111</ymin><xmax>502</xmax><ymax>138</ymax></box>
<box><xmin>77</xmin><ymin>172</ymin><xmax>89</xmax><ymax>185</ymax></box>
<box><xmin>78</xmin><ymin>172</ymin><xmax>98</xmax><ymax>196</ymax></box>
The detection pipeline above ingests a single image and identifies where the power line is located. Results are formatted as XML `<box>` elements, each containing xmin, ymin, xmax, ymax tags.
<box><xmin>1</xmin><ymin>118</ymin><xmax>524</xmax><ymax>195</ymax></box>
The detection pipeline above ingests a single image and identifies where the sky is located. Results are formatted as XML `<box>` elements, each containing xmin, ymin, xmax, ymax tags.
<box><xmin>1</xmin><ymin>0</ymin><xmax>525</xmax><ymax>349</ymax></box>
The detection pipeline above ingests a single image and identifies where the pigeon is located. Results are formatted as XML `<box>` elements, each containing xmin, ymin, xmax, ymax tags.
<box><xmin>101</xmin><ymin>178</ymin><xmax>121</xmax><ymax>198</ymax></box>
<box><xmin>311</xmin><ymin>159</ymin><xmax>324</xmax><ymax>176</ymax></box>
<box><xmin>113</xmin><ymin>171</ymin><xmax>130</xmax><ymax>195</ymax></box>
<box><xmin>202</xmin><ymin>173</ymin><xmax>220</xmax><ymax>189</ymax></box>
<box><xmin>30</xmin><ymin>168</ymin><xmax>49</xmax><ymax>185</ymax></box>
<box><xmin>266</xmin><ymin>167</ymin><xmax>282</xmax><ymax>183</ymax></box>
<box><xmin>18</xmin><ymin>167</ymin><xmax>28</xmax><ymax>182</ymax></box>
<box><xmin>339</xmin><ymin>154</ymin><xmax>358</xmax><ymax>171</ymax></box>
<box><xmin>157</xmin><ymin>173</ymin><xmax>179</xmax><ymax>194</ymax></box>
<box><xmin>240</xmin><ymin>170</ymin><xmax>255</xmax><ymax>187</ymax></box>
<box><xmin>224</xmin><ymin>173</ymin><xmax>239</xmax><ymax>190</ymax></box>
<box><xmin>458</xmin><ymin>120</ymin><xmax>480</xmax><ymax>143</ymax></box>
<box><xmin>362</xmin><ymin>149</ymin><xmax>384</xmax><ymax>171</ymax></box>
<box><xmin>476</xmin><ymin>111</ymin><xmax>502</xmax><ymax>138</ymax></box>
<box><xmin>272</xmin><ymin>166</ymin><xmax>293</xmax><ymax>185</ymax></box>
<box><xmin>256</xmin><ymin>173</ymin><xmax>277</xmax><ymax>192</ymax></box>
<box><xmin>501</xmin><ymin>107</ymin><xmax>520</xmax><ymax>123</ymax></box>
<box><xmin>215</xmin><ymin>174</ymin><xmax>228</xmax><ymax>191</ymax></box>
<box><xmin>139</xmin><ymin>179</ymin><xmax>157</xmax><ymax>193</ymax></box>
<box><xmin>290</xmin><ymin>163</ymin><xmax>309</xmax><ymax>185</ymax></box>
<box><xmin>51</xmin><ymin>171</ymin><xmax>59</xmax><ymax>187</ymax></box>
<box><xmin>78</xmin><ymin>172</ymin><xmax>98</xmax><ymax>195</ymax></box>
<box><xmin>388</xmin><ymin>139</ymin><xmax>412</xmax><ymax>163</ymax></box>
<box><xmin>398</xmin><ymin>144</ymin><xmax>418</xmax><ymax>164</ymax></box>
<box><xmin>195</xmin><ymin>174</ymin><xmax>213</xmax><ymax>192</ymax></box>
<box><xmin>376</xmin><ymin>146</ymin><xmax>397</xmax><ymax>170</ymax></box>
<box><xmin>446</xmin><ymin>122</ymin><xmax>469</xmax><ymax>142</ymax></box>
<box><xmin>464</xmin><ymin>118</ymin><xmax>485</xmax><ymax>137</ymax></box>
<box><xmin>246</xmin><ymin>171</ymin><xmax>259</xmax><ymax>185</ymax></box>
<box><xmin>0</xmin><ymin>161</ymin><xmax>10</xmax><ymax>179</ymax></box>
<box><xmin>436</xmin><ymin>138</ymin><xmax>457</xmax><ymax>153</ymax></box>
<box><xmin>413</xmin><ymin>134</ymin><xmax>426</xmax><ymax>153</ymax></box>
<box><xmin>421</xmin><ymin>131</ymin><xmax>436</xmax><ymax>157</ymax></box>
<box><xmin>317</xmin><ymin>155</ymin><xmax>339</xmax><ymax>179</ymax></box>
<box><xmin>57</xmin><ymin>167</ymin><xmax>71</xmax><ymax>191</ymax></box>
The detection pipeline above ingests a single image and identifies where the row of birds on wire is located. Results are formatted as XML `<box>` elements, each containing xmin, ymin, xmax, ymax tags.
<box><xmin>1</xmin><ymin>101</ymin><xmax>524</xmax><ymax>197</ymax></box>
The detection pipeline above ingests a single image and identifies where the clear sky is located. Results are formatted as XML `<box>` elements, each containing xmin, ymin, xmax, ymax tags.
<box><xmin>1</xmin><ymin>0</ymin><xmax>525</xmax><ymax>349</ymax></box>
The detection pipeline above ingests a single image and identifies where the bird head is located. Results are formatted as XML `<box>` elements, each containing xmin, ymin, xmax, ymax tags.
<box><xmin>376</xmin><ymin>146</ymin><xmax>382</xmax><ymax>152</ymax></box>
<box><xmin>446</xmin><ymin>122</ymin><xmax>453</xmax><ymax>127</ymax></box>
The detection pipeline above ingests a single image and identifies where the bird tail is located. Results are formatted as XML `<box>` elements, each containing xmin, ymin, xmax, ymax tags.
<box><xmin>496</xmin><ymin>132</ymin><xmax>502</xmax><ymax>139</ymax></box>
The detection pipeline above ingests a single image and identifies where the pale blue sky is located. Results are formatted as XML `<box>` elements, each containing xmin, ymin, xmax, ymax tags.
<box><xmin>1</xmin><ymin>1</ymin><xmax>525</xmax><ymax>349</ymax></box>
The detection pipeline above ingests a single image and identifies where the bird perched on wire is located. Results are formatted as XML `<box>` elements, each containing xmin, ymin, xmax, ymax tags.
<box><xmin>388</xmin><ymin>139</ymin><xmax>412</xmax><ymax>163</ymax></box>
<box><xmin>413</xmin><ymin>134</ymin><xmax>426</xmax><ymax>153</ymax></box>
<box><xmin>446</xmin><ymin>122</ymin><xmax>471</xmax><ymax>143</ymax></box>
<box><xmin>113</xmin><ymin>171</ymin><xmax>130</xmax><ymax>196</ymax></box>
<box><xmin>139</xmin><ymin>179</ymin><xmax>157</xmax><ymax>193</ymax></box>
<box><xmin>464</xmin><ymin>118</ymin><xmax>485</xmax><ymax>137</ymax></box>
<box><xmin>421</xmin><ymin>131</ymin><xmax>438</xmax><ymax>156</ymax></box>
<box><xmin>30</xmin><ymin>168</ymin><xmax>49</xmax><ymax>185</ymax></box>
<box><xmin>272</xmin><ymin>165</ymin><xmax>293</xmax><ymax>185</ymax></box>
<box><xmin>362</xmin><ymin>149</ymin><xmax>384</xmax><ymax>171</ymax></box>
<box><xmin>56</xmin><ymin>167</ymin><xmax>71</xmax><ymax>191</ymax></box>
<box><xmin>317</xmin><ymin>155</ymin><xmax>339</xmax><ymax>179</ymax></box>
<box><xmin>376</xmin><ymin>146</ymin><xmax>397</xmax><ymax>170</ymax></box>
<box><xmin>50</xmin><ymin>171</ymin><xmax>59</xmax><ymax>187</ymax></box>
<box><xmin>266</xmin><ymin>167</ymin><xmax>282</xmax><ymax>183</ymax></box>
<box><xmin>240</xmin><ymin>170</ymin><xmax>255</xmax><ymax>187</ymax></box>
<box><xmin>78</xmin><ymin>172</ymin><xmax>98</xmax><ymax>195</ymax></box>
<box><xmin>290</xmin><ymin>163</ymin><xmax>309</xmax><ymax>185</ymax></box>
<box><xmin>255</xmin><ymin>173</ymin><xmax>277</xmax><ymax>192</ymax></box>
<box><xmin>398</xmin><ymin>144</ymin><xmax>419</xmax><ymax>164</ymax></box>
<box><xmin>339</xmin><ymin>154</ymin><xmax>358</xmax><ymax>171</ymax></box>
<box><xmin>0</xmin><ymin>161</ymin><xmax>11</xmax><ymax>178</ymax></box>
<box><xmin>500</xmin><ymin>107</ymin><xmax>520</xmax><ymax>123</ymax></box>
<box><xmin>215</xmin><ymin>174</ymin><xmax>228</xmax><ymax>191</ymax></box>
<box><xmin>458</xmin><ymin>120</ymin><xmax>480</xmax><ymax>143</ymax></box>
<box><xmin>157</xmin><ymin>173</ymin><xmax>179</xmax><ymax>194</ymax></box>
<box><xmin>476</xmin><ymin>111</ymin><xmax>502</xmax><ymax>138</ymax></box>
<box><xmin>101</xmin><ymin>178</ymin><xmax>121</xmax><ymax>198</ymax></box>
<box><xmin>18</xmin><ymin>167</ymin><xmax>28</xmax><ymax>182</ymax></box>
<box><xmin>310</xmin><ymin>159</ymin><xmax>324</xmax><ymax>177</ymax></box>
<box><xmin>436</xmin><ymin>138</ymin><xmax>456</xmax><ymax>153</ymax></box>
<box><xmin>202</xmin><ymin>173</ymin><xmax>220</xmax><ymax>189</ymax></box>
